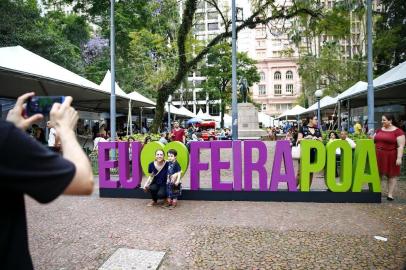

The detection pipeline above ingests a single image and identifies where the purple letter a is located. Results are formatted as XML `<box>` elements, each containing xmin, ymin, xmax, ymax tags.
<box><xmin>270</xmin><ymin>140</ymin><xmax>297</xmax><ymax>191</ymax></box>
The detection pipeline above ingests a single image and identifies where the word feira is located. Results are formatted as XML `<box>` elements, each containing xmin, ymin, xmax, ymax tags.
<box><xmin>98</xmin><ymin>140</ymin><xmax>381</xmax><ymax>193</ymax></box>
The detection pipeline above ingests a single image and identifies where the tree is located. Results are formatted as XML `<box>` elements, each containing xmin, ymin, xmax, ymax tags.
<box><xmin>0</xmin><ymin>0</ymin><xmax>87</xmax><ymax>73</ymax></box>
<box><xmin>374</xmin><ymin>0</ymin><xmax>406</xmax><ymax>75</ymax></box>
<box><xmin>290</xmin><ymin>3</ymin><xmax>367</xmax><ymax>106</ymax></box>
<box><xmin>201</xmin><ymin>42</ymin><xmax>260</xmax><ymax>128</ymax></box>
<box><xmin>31</xmin><ymin>0</ymin><xmax>321</xmax><ymax>132</ymax></box>
<box><xmin>298</xmin><ymin>42</ymin><xmax>367</xmax><ymax>106</ymax></box>
<box><xmin>146</xmin><ymin>0</ymin><xmax>321</xmax><ymax>132</ymax></box>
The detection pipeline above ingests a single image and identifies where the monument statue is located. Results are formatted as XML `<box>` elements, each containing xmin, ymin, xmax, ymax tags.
<box><xmin>239</xmin><ymin>78</ymin><xmax>249</xmax><ymax>103</ymax></box>
<box><xmin>236</xmin><ymin>77</ymin><xmax>267</xmax><ymax>139</ymax></box>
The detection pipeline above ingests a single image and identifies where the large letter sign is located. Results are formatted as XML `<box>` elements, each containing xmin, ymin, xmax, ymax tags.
<box><xmin>211</xmin><ymin>141</ymin><xmax>233</xmax><ymax>191</ymax></box>
<box><xmin>270</xmin><ymin>140</ymin><xmax>297</xmax><ymax>191</ymax></box>
<box><xmin>299</xmin><ymin>140</ymin><xmax>326</xmax><ymax>192</ymax></box>
<box><xmin>325</xmin><ymin>140</ymin><xmax>352</xmax><ymax>192</ymax></box>
<box><xmin>98</xmin><ymin>139</ymin><xmax>381</xmax><ymax>202</ymax></box>
<box><xmin>351</xmin><ymin>140</ymin><xmax>380</xmax><ymax>192</ymax></box>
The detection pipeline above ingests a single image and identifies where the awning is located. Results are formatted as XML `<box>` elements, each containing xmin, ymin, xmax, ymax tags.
<box><xmin>277</xmin><ymin>105</ymin><xmax>306</xmax><ymax>119</ymax></box>
<box><xmin>301</xmin><ymin>96</ymin><xmax>338</xmax><ymax>114</ymax></box>
<box><xmin>176</xmin><ymin>106</ymin><xmax>197</xmax><ymax>118</ymax></box>
<box><xmin>196</xmin><ymin>108</ymin><xmax>213</xmax><ymax>120</ymax></box>
<box><xmin>100</xmin><ymin>70</ymin><xmax>155</xmax><ymax>107</ymax></box>
<box><xmin>337</xmin><ymin>62</ymin><xmax>406</xmax><ymax>107</ymax></box>
<box><xmin>0</xmin><ymin>46</ymin><xmax>129</xmax><ymax>113</ymax></box>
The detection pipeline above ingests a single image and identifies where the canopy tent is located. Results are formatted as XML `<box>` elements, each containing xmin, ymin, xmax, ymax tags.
<box><xmin>100</xmin><ymin>70</ymin><xmax>155</xmax><ymax>107</ymax></box>
<box><xmin>336</xmin><ymin>81</ymin><xmax>368</xmax><ymax>101</ymax></box>
<box><xmin>258</xmin><ymin>112</ymin><xmax>274</xmax><ymax>127</ymax></box>
<box><xmin>166</xmin><ymin>104</ymin><xmax>187</xmax><ymax>117</ymax></box>
<box><xmin>338</xmin><ymin>61</ymin><xmax>406</xmax><ymax>107</ymax></box>
<box><xmin>177</xmin><ymin>106</ymin><xmax>197</xmax><ymax>118</ymax></box>
<box><xmin>196</xmin><ymin>108</ymin><xmax>214</xmax><ymax>120</ymax></box>
<box><xmin>277</xmin><ymin>105</ymin><xmax>306</xmax><ymax>119</ymax></box>
<box><xmin>301</xmin><ymin>96</ymin><xmax>338</xmax><ymax>114</ymax></box>
<box><xmin>0</xmin><ymin>46</ymin><xmax>130</xmax><ymax>112</ymax></box>
<box><xmin>212</xmin><ymin>114</ymin><xmax>232</xmax><ymax>128</ymax></box>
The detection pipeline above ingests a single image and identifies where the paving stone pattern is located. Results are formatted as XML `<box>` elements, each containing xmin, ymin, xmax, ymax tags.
<box><xmin>26</xmin><ymin>142</ymin><xmax>406</xmax><ymax>269</ymax></box>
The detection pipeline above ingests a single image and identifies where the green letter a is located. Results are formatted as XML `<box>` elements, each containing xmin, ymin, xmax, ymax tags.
<box><xmin>352</xmin><ymin>140</ymin><xmax>381</xmax><ymax>192</ymax></box>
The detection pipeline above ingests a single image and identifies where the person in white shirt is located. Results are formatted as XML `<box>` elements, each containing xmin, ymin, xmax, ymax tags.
<box><xmin>159</xmin><ymin>132</ymin><xmax>168</xmax><ymax>145</ymax></box>
<box><xmin>47</xmin><ymin>121</ymin><xmax>60</xmax><ymax>152</ymax></box>
<box><xmin>339</xmin><ymin>131</ymin><xmax>356</xmax><ymax>149</ymax></box>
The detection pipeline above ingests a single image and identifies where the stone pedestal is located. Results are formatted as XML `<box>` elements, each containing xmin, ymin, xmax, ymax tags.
<box><xmin>238</xmin><ymin>103</ymin><xmax>267</xmax><ymax>139</ymax></box>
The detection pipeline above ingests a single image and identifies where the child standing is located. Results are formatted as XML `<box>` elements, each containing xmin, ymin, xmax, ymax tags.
<box><xmin>166</xmin><ymin>149</ymin><xmax>182</xmax><ymax>209</ymax></box>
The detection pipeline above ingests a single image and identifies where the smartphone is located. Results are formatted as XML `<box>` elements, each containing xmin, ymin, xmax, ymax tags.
<box><xmin>26</xmin><ymin>96</ymin><xmax>65</xmax><ymax>116</ymax></box>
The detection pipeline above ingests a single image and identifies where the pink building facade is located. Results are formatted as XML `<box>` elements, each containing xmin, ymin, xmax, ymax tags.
<box><xmin>252</xmin><ymin>58</ymin><xmax>301</xmax><ymax>117</ymax></box>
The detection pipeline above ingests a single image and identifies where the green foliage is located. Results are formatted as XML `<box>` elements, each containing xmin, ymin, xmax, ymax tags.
<box><xmin>374</xmin><ymin>0</ymin><xmax>406</xmax><ymax>75</ymax></box>
<box><xmin>291</xmin><ymin>3</ymin><xmax>367</xmax><ymax>106</ymax></box>
<box><xmin>201</xmin><ymin>42</ymin><xmax>260</xmax><ymax>127</ymax></box>
<box><xmin>0</xmin><ymin>0</ymin><xmax>85</xmax><ymax>73</ymax></box>
<box><xmin>127</xmin><ymin>29</ymin><xmax>178</xmax><ymax>99</ymax></box>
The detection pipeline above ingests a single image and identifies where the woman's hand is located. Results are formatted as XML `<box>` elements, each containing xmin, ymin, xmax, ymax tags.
<box><xmin>396</xmin><ymin>158</ymin><xmax>402</xmax><ymax>166</ymax></box>
<box><xmin>6</xmin><ymin>92</ymin><xmax>43</xmax><ymax>131</ymax></box>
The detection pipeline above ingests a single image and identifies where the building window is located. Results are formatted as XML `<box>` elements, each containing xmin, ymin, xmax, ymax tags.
<box><xmin>262</xmin><ymin>104</ymin><xmax>267</xmax><ymax>111</ymax></box>
<box><xmin>259</xmin><ymin>85</ymin><xmax>266</xmax><ymax>96</ymax></box>
<box><xmin>195</xmin><ymin>23</ymin><xmax>205</xmax><ymax>32</ymax></box>
<box><xmin>274</xmin><ymin>84</ymin><xmax>282</xmax><ymax>95</ymax></box>
<box><xmin>197</xmin><ymin>1</ymin><xmax>205</xmax><ymax>9</ymax></box>
<box><xmin>195</xmin><ymin>12</ymin><xmax>205</xmax><ymax>21</ymax></box>
<box><xmin>286</xmin><ymin>84</ymin><xmax>293</xmax><ymax>95</ymax></box>
<box><xmin>207</xmin><ymin>22</ymin><xmax>219</xmax><ymax>31</ymax></box>
<box><xmin>195</xmin><ymin>34</ymin><xmax>205</xmax><ymax>41</ymax></box>
<box><xmin>260</xmin><ymin>72</ymin><xmax>265</xmax><ymax>81</ymax></box>
<box><xmin>274</xmin><ymin>71</ymin><xmax>281</xmax><ymax>80</ymax></box>
<box><xmin>286</xmin><ymin>70</ymin><xmax>293</xmax><ymax>80</ymax></box>
<box><xmin>207</xmin><ymin>11</ymin><xmax>219</xmax><ymax>20</ymax></box>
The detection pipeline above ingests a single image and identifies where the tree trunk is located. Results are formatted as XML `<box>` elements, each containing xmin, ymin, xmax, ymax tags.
<box><xmin>220</xmin><ymin>101</ymin><xmax>226</xmax><ymax>129</ymax></box>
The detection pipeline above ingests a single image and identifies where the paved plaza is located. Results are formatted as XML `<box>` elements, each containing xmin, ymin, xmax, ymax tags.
<box><xmin>27</xmin><ymin>179</ymin><xmax>406</xmax><ymax>269</ymax></box>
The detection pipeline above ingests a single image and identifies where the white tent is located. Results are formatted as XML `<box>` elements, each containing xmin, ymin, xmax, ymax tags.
<box><xmin>196</xmin><ymin>108</ymin><xmax>213</xmax><ymax>120</ymax></box>
<box><xmin>374</xmin><ymin>61</ymin><xmax>406</xmax><ymax>88</ymax></box>
<box><xmin>336</xmin><ymin>81</ymin><xmax>368</xmax><ymax>101</ymax></box>
<box><xmin>213</xmin><ymin>114</ymin><xmax>232</xmax><ymax>128</ymax></box>
<box><xmin>100</xmin><ymin>70</ymin><xmax>155</xmax><ymax>107</ymax></box>
<box><xmin>166</xmin><ymin>104</ymin><xmax>188</xmax><ymax>117</ymax></box>
<box><xmin>0</xmin><ymin>46</ymin><xmax>129</xmax><ymax>112</ymax></box>
<box><xmin>176</xmin><ymin>106</ymin><xmax>197</xmax><ymax>118</ymax></box>
<box><xmin>258</xmin><ymin>112</ymin><xmax>274</xmax><ymax>127</ymax></box>
<box><xmin>337</xmin><ymin>62</ymin><xmax>406</xmax><ymax>102</ymax></box>
<box><xmin>277</xmin><ymin>105</ymin><xmax>306</xmax><ymax>119</ymax></box>
<box><xmin>302</xmin><ymin>96</ymin><xmax>338</xmax><ymax>114</ymax></box>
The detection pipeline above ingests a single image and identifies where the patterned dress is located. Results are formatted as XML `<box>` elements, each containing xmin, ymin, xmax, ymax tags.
<box><xmin>166</xmin><ymin>161</ymin><xmax>182</xmax><ymax>199</ymax></box>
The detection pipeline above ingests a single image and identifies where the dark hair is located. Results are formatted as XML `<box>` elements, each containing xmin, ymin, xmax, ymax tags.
<box><xmin>329</xmin><ymin>131</ymin><xmax>338</xmax><ymax>139</ymax></box>
<box><xmin>144</xmin><ymin>136</ymin><xmax>151</xmax><ymax>144</ymax></box>
<box><xmin>155</xmin><ymin>149</ymin><xmax>165</xmax><ymax>155</ymax></box>
<box><xmin>304</xmin><ymin>115</ymin><xmax>317</xmax><ymax>126</ymax></box>
<box><xmin>167</xmin><ymin>149</ymin><xmax>177</xmax><ymax>156</ymax></box>
<box><xmin>382</xmin><ymin>114</ymin><xmax>398</xmax><ymax>127</ymax></box>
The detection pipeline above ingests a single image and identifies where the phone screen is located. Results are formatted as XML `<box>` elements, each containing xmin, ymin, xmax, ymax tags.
<box><xmin>26</xmin><ymin>96</ymin><xmax>65</xmax><ymax>116</ymax></box>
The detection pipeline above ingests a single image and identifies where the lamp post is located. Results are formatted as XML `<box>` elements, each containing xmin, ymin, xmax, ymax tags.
<box><xmin>231</xmin><ymin>0</ymin><xmax>238</xmax><ymax>140</ymax></box>
<box><xmin>366</xmin><ymin>0</ymin><xmax>374</xmax><ymax>131</ymax></box>
<box><xmin>315</xmin><ymin>89</ymin><xmax>323</xmax><ymax>129</ymax></box>
<box><xmin>167</xmin><ymin>95</ymin><xmax>172</xmax><ymax>133</ymax></box>
<box><xmin>110</xmin><ymin>0</ymin><xmax>116</xmax><ymax>143</ymax></box>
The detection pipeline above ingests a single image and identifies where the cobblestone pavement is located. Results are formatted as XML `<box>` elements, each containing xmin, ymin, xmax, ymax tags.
<box><xmin>26</xmin><ymin>142</ymin><xmax>406</xmax><ymax>269</ymax></box>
